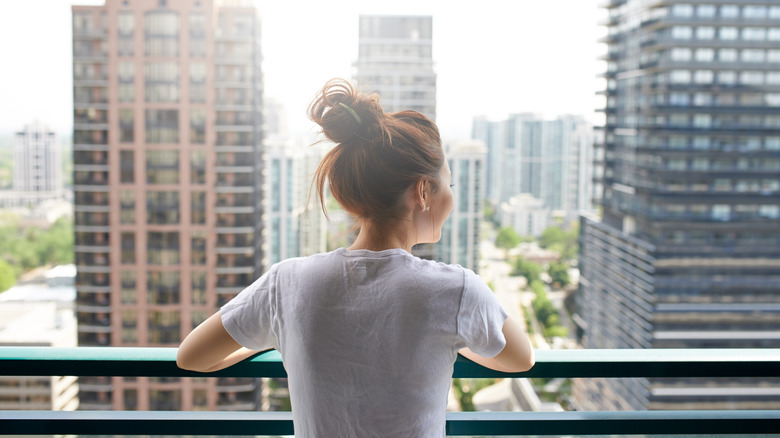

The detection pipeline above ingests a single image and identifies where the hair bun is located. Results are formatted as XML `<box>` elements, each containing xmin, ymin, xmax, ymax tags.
<box><xmin>308</xmin><ymin>79</ymin><xmax>384</xmax><ymax>145</ymax></box>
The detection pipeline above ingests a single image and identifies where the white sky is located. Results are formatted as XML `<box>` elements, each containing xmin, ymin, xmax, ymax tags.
<box><xmin>0</xmin><ymin>0</ymin><xmax>606</xmax><ymax>141</ymax></box>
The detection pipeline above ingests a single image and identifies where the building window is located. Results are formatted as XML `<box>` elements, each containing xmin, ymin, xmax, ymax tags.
<box><xmin>144</xmin><ymin>11</ymin><xmax>179</xmax><ymax>56</ymax></box>
<box><xmin>147</xmin><ymin>270</ymin><xmax>180</xmax><ymax>304</ymax></box>
<box><xmin>190</xmin><ymin>109</ymin><xmax>206</xmax><ymax>143</ymax></box>
<box><xmin>696</xmin><ymin>5</ymin><xmax>716</xmax><ymax>17</ymax></box>
<box><xmin>147</xmin><ymin>314</ymin><xmax>181</xmax><ymax>346</ymax></box>
<box><xmin>695</xmin><ymin>27</ymin><xmax>715</xmax><ymax>40</ymax></box>
<box><xmin>743</xmin><ymin>6</ymin><xmax>767</xmax><ymax>19</ymax></box>
<box><xmin>712</xmin><ymin>204</ymin><xmax>731</xmax><ymax>221</ymax></box>
<box><xmin>146</xmin><ymin>149</ymin><xmax>179</xmax><ymax>184</ymax></box>
<box><xmin>719</xmin><ymin>27</ymin><xmax>738</xmax><ymax>40</ymax></box>
<box><xmin>720</xmin><ymin>5</ymin><xmax>739</xmax><ymax>18</ymax></box>
<box><xmin>121</xmin><ymin>310</ymin><xmax>137</xmax><ymax>344</ymax></box>
<box><xmin>191</xmin><ymin>191</ymin><xmax>206</xmax><ymax>224</ymax></box>
<box><xmin>671</xmin><ymin>4</ymin><xmax>693</xmax><ymax>17</ymax></box>
<box><xmin>718</xmin><ymin>71</ymin><xmax>736</xmax><ymax>85</ymax></box>
<box><xmin>146</xmin><ymin>191</ymin><xmax>180</xmax><ymax>224</ymax></box>
<box><xmin>190</xmin><ymin>150</ymin><xmax>206</xmax><ymax>184</ymax></box>
<box><xmin>742</xmin><ymin>49</ymin><xmax>766</xmax><ymax>63</ymax></box>
<box><xmin>120</xmin><ymin>150</ymin><xmax>134</xmax><ymax>183</ymax></box>
<box><xmin>191</xmin><ymin>271</ymin><xmax>207</xmax><ymax>305</ymax></box>
<box><xmin>718</xmin><ymin>49</ymin><xmax>737</xmax><ymax>62</ymax></box>
<box><xmin>118</xmin><ymin>11</ymin><xmax>134</xmax><ymax>35</ymax></box>
<box><xmin>670</xmin><ymin>48</ymin><xmax>691</xmax><ymax>61</ymax></box>
<box><xmin>149</xmin><ymin>389</ymin><xmax>181</xmax><ymax>410</ymax></box>
<box><xmin>121</xmin><ymin>271</ymin><xmax>136</xmax><ymax>304</ymax></box>
<box><xmin>118</xmin><ymin>62</ymin><xmax>134</xmax><ymax>102</ymax></box>
<box><xmin>693</xmin><ymin>114</ymin><xmax>711</xmax><ymax>128</ymax></box>
<box><xmin>120</xmin><ymin>109</ymin><xmax>134</xmax><ymax>142</ymax></box>
<box><xmin>669</xmin><ymin>70</ymin><xmax>690</xmax><ymax>84</ymax></box>
<box><xmin>191</xmin><ymin>231</ymin><xmax>206</xmax><ymax>265</ymax></box>
<box><xmin>671</xmin><ymin>26</ymin><xmax>692</xmax><ymax>40</ymax></box>
<box><xmin>693</xmin><ymin>93</ymin><xmax>711</xmax><ymax>106</ymax></box>
<box><xmin>121</xmin><ymin>232</ymin><xmax>135</xmax><ymax>264</ymax></box>
<box><xmin>145</xmin><ymin>62</ymin><xmax>179</xmax><ymax>103</ymax></box>
<box><xmin>694</xmin><ymin>48</ymin><xmax>714</xmax><ymax>62</ymax></box>
<box><xmin>742</xmin><ymin>28</ymin><xmax>766</xmax><ymax>41</ymax></box>
<box><xmin>145</xmin><ymin>109</ymin><xmax>179</xmax><ymax>143</ymax></box>
<box><xmin>190</xmin><ymin>63</ymin><xmax>206</xmax><ymax>103</ymax></box>
<box><xmin>694</xmin><ymin>70</ymin><xmax>713</xmax><ymax>84</ymax></box>
<box><xmin>124</xmin><ymin>389</ymin><xmax>138</xmax><ymax>410</ymax></box>
<box><xmin>120</xmin><ymin>190</ymin><xmax>135</xmax><ymax>224</ymax></box>
<box><xmin>740</xmin><ymin>71</ymin><xmax>764</xmax><ymax>85</ymax></box>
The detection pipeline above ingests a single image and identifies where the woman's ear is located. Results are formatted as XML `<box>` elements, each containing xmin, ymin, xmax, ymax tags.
<box><xmin>414</xmin><ymin>178</ymin><xmax>428</xmax><ymax>211</ymax></box>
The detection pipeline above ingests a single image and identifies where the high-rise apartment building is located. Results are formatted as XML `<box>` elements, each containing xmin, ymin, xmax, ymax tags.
<box><xmin>264</xmin><ymin>137</ymin><xmax>327</xmax><ymax>266</ymax></box>
<box><xmin>473</xmin><ymin>114</ymin><xmax>593</xmax><ymax>219</ymax></box>
<box><xmin>354</xmin><ymin>15</ymin><xmax>436</xmax><ymax>121</ymax></box>
<box><xmin>437</xmin><ymin>141</ymin><xmax>486</xmax><ymax>272</ymax></box>
<box><xmin>1</xmin><ymin>122</ymin><xmax>63</xmax><ymax>208</ymax></box>
<box><xmin>13</xmin><ymin>122</ymin><xmax>62</xmax><ymax>195</ymax></box>
<box><xmin>576</xmin><ymin>1</ymin><xmax>780</xmax><ymax>411</ymax></box>
<box><xmin>72</xmin><ymin>0</ymin><xmax>264</xmax><ymax>411</ymax></box>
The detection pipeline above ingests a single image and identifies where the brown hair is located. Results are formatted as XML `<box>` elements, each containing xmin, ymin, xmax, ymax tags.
<box><xmin>308</xmin><ymin>78</ymin><xmax>443</xmax><ymax>223</ymax></box>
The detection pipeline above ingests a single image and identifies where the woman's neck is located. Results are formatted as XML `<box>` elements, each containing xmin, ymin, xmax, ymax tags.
<box><xmin>348</xmin><ymin>219</ymin><xmax>416</xmax><ymax>253</ymax></box>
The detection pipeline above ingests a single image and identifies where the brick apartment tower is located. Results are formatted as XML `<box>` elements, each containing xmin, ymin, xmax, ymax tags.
<box><xmin>72</xmin><ymin>0</ymin><xmax>264</xmax><ymax>410</ymax></box>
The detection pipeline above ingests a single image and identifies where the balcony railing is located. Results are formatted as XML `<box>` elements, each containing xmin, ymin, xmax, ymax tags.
<box><xmin>1</xmin><ymin>348</ymin><xmax>779</xmax><ymax>435</ymax></box>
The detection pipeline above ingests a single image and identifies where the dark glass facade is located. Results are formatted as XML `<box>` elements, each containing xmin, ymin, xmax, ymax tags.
<box><xmin>576</xmin><ymin>0</ymin><xmax>780</xmax><ymax>410</ymax></box>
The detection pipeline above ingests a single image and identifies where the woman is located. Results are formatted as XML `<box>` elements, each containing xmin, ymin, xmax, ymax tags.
<box><xmin>177</xmin><ymin>79</ymin><xmax>534</xmax><ymax>437</ymax></box>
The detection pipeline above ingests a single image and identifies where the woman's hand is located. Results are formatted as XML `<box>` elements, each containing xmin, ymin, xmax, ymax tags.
<box><xmin>177</xmin><ymin>312</ymin><xmax>260</xmax><ymax>372</ymax></box>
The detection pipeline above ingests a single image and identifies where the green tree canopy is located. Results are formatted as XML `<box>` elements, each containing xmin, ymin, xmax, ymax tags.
<box><xmin>512</xmin><ymin>257</ymin><xmax>543</xmax><ymax>284</ymax></box>
<box><xmin>539</xmin><ymin>223</ymin><xmax>580</xmax><ymax>262</ymax></box>
<box><xmin>548</xmin><ymin>261</ymin><xmax>571</xmax><ymax>287</ymax></box>
<box><xmin>495</xmin><ymin>226</ymin><xmax>521</xmax><ymax>252</ymax></box>
<box><xmin>0</xmin><ymin>260</ymin><xmax>15</xmax><ymax>293</ymax></box>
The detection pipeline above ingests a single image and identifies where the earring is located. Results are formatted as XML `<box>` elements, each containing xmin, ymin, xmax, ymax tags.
<box><xmin>425</xmin><ymin>206</ymin><xmax>430</xmax><ymax>212</ymax></box>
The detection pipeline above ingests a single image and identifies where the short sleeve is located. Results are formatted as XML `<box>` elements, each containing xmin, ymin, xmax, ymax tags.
<box><xmin>220</xmin><ymin>267</ymin><xmax>278</xmax><ymax>351</ymax></box>
<box><xmin>456</xmin><ymin>268</ymin><xmax>508</xmax><ymax>358</ymax></box>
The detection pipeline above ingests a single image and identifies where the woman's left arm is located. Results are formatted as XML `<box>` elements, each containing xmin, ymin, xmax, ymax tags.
<box><xmin>177</xmin><ymin>311</ymin><xmax>260</xmax><ymax>372</ymax></box>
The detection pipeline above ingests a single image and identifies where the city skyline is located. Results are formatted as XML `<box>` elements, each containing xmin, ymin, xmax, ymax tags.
<box><xmin>0</xmin><ymin>0</ymin><xmax>605</xmax><ymax>141</ymax></box>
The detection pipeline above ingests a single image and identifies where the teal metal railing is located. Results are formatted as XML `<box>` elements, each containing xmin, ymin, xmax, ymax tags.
<box><xmin>1</xmin><ymin>347</ymin><xmax>779</xmax><ymax>435</ymax></box>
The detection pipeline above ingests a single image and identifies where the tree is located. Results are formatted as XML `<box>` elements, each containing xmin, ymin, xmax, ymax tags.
<box><xmin>548</xmin><ymin>261</ymin><xmax>570</xmax><ymax>287</ymax></box>
<box><xmin>495</xmin><ymin>226</ymin><xmax>521</xmax><ymax>254</ymax></box>
<box><xmin>512</xmin><ymin>257</ymin><xmax>542</xmax><ymax>283</ymax></box>
<box><xmin>0</xmin><ymin>260</ymin><xmax>15</xmax><ymax>292</ymax></box>
<box><xmin>540</xmin><ymin>223</ymin><xmax>580</xmax><ymax>263</ymax></box>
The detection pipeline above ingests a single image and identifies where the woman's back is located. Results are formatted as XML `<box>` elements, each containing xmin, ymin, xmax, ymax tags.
<box><xmin>221</xmin><ymin>248</ymin><xmax>507</xmax><ymax>437</ymax></box>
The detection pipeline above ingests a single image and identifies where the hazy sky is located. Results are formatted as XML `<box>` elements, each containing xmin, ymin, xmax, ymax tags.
<box><xmin>0</xmin><ymin>0</ymin><xmax>605</xmax><ymax>141</ymax></box>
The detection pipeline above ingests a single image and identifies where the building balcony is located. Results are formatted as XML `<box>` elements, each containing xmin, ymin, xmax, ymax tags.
<box><xmin>0</xmin><ymin>347</ymin><xmax>778</xmax><ymax>435</ymax></box>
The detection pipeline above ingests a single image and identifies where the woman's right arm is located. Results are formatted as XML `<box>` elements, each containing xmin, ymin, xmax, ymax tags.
<box><xmin>459</xmin><ymin>317</ymin><xmax>535</xmax><ymax>373</ymax></box>
<box><xmin>177</xmin><ymin>312</ymin><xmax>260</xmax><ymax>372</ymax></box>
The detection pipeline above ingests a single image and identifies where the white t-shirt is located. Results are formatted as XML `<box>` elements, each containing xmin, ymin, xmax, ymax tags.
<box><xmin>221</xmin><ymin>247</ymin><xmax>508</xmax><ymax>437</ymax></box>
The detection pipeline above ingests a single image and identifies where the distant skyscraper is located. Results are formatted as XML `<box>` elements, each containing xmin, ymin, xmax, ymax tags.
<box><xmin>437</xmin><ymin>141</ymin><xmax>486</xmax><ymax>272</ymax></box>
<box><xmin>72</xmin><ymin>0</ymin><xmax>264</xmax><ymax>411</ymax></box>
<box><xmin>473</xmin><ymin>114</ymin><xmax>593</xmax><ymax>219</ymax></box>
<box><xmin>1</xmin><ymin>122</ymin><xmax>63</xmax><ymax>207</ymax></box>
<box><xmin>576</xmin><ymin>1</ymin><xmax>780</xmax><ymax>411</ymax></box>
<box><xmin>354</xmin><ymin>15</ymin><xmax>436</xmax><ymax>120</ymax></box>
<box><xmin>355</xmin><ymin>14</ymin><xmax>438</xmax><ymax>260</ymax></box>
